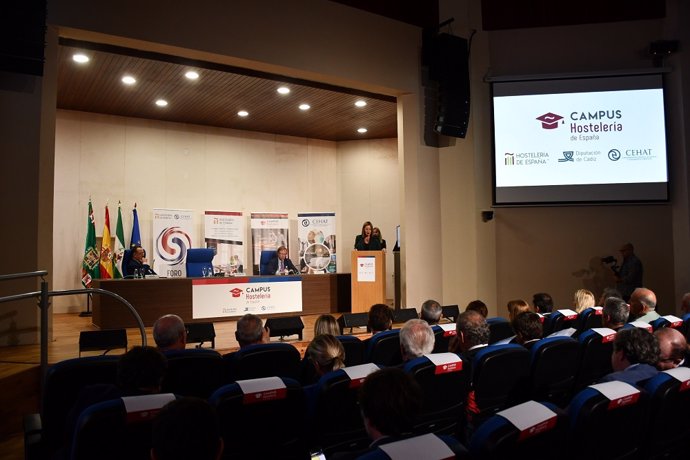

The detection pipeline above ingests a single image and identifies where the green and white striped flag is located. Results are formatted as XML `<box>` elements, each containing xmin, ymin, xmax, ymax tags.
<box><xmin>81</xmin><ymin>199</ymin><xmax>99</xmax><ymax>287</ymax></box>
<box><xmin>113</xmin><ymin>201</ymin><xmax>126</xmax><ymax>279</ymax></box>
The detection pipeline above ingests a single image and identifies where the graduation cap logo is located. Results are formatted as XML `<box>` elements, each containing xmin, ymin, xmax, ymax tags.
<box><xmin>536</xmin><ymin>112</ymin><xmax>563</xmax><ymax>129</ymax></box>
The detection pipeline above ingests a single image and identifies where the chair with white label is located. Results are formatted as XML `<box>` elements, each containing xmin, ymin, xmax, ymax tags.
<box><xmin>209</xmin><ymin>376</ymin><xmax>307</xmax><ymax>460</ymax></box>
<box><xmin>359</xmin><ymin>433</ymin><xmax>469</xmax><ymax>460</ymax></box>
<box><xmin>528</xmin><ymin>336</ymin><xmax>580</xmax><ymax>407</ymax></box>
<box><xmin>542</xmin><ymin>309</ymin><xmax>579</xmax><ymax>338</ymax></box>
<box><xmin>403</xmin><ymin>353</ymin><xmax>469</xmax><ymax>437</ymax></box>
<box><xmin>572</xmin><ymin>328</ymin><xmax>616</xmax><ymax>394</ymax></box>
<box><xmin>469</xmin><ymin>400</ymin><xmax>566</xmax><ymax>460</ymax></box>
<box><xmin>567</xmin><ymin>381</ymin><xmax>648</xmax><ymax>460</ymax></box>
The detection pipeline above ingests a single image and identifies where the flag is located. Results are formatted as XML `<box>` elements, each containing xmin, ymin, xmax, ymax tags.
<box><xmin>81</xmin><ymin>199</ymin><xmax>100</xmax><ymax>288</ymax></box>
<box><xmin>99</xmin><ymin>205</ymin><xmax>114</xmax><ymax>279</ymax></box>
<box><xmin>130</xmin><ymin>203</ymin><xmax>141</xmax><ymax>248</ymax></box>
<box><xmin>113</xmin><ymin>202</ymin><xmax>126</xmax><ymax>279</ymax></box>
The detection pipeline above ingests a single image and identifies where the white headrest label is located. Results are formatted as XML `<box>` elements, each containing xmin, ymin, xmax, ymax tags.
<box><xmin>590</xmin><ymin>381</ymin><xmax>640</xmax><ymax>409</ymax></box>
<box><xmin>497</xmin><ymin>400</ymin><xmax>557</xmax><ymax>441</ymax></box>
<box><xmin>425</xmin><ymin>353</ymin><xmax>463</xmax><ymax>374</ymax></box>
<box><xmin>379</xmin><ymin>433</ymin><xmax>454</xmax><ymax>460</ymax></box>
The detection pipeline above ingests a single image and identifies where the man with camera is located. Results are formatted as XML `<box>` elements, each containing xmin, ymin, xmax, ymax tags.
<box><xmin>603</xmin><ymin>243</ymin><xmax>643</xmax><ymax>301</ymax></box>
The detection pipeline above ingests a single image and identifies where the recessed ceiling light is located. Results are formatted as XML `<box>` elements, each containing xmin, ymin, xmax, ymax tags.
<box><xmin>277</xmin><ymin>87</ymin><xmax>290</xmax><ymax>95</ymax></box>
<box><xmin>121</xmin><ymin>75</ymin><xmax>136</xmax><ymax>85</ymax></box>
<box><xmin>355</xmin><ymin>100</ymin><xmax>367</xmax><ymax>107</ymax></box>
<box><xmin>237</xmin><ymin>110</ymin><xmax>249</xmax><ymax>117</ymax></box>
<box><xmin>72</xmin><ymin>53</ymin><xmax>89</xmax><ymax>64</ymax></box>
<box><xmin>155</xmin><ymin>99</ymin><xmax>168</xmax><ymax>107</ymax></box>
<box><xmin>299</xmin><ymin>104</ymin><xmax>310</xmax><ymax>111</ymax></box>
<box><xmin>357</xmin><ymin>128</ymin><xmax>368</xmax><ymax>134</ymax></box>
<box><xmin>185</xmin><ymin>70</ymin><xmax>199</xmax><ymax>80</ymax></box>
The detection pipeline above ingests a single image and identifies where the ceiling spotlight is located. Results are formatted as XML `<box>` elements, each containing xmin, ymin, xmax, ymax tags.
<box><xmin>299</xmin><ymin>104</ymin><xmax>310</xmax><ymax>111</ymax></box>
<box><xmin>237</xmin><ymin>110</ymin><xmax>249</xmax><ymax>117</ymax></box>
<box><xmin>185</xmin><ymin>70</ymin><xmax>199</xmax><ymax>80</ymax></box>
<box><xmin>72</xmin><ymin>53</ymin><xmax>89</xmax><ymax>64</ymax></box>
<box><xmin>355</xmin><ymin>100</ymin><xmax>367</xmax><ymax>107</ymax></box>
<box><xmin>121</xmin><ymin>75</ymin><xmax>136</xmax><ymax>85</ymax></box>
<box><xmin>155</xmin><ymin>99</ymin><xmax>168</xmax><ymax>107</ymax></box>
<box><xmin>277</xmin><ymin>87</ymin><xmax>290</xmax><ymax>95</ymax></box>
<box><xmin>357</xmin><ymin>128</ymin><xmax>368</xmax><ymax>134</ymax></box>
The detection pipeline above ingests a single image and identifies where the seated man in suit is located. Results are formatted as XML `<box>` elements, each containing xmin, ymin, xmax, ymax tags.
<box><xmin>153</xmin><ymin>314</ymin><xmax>187</xmax><ymax>353</ymax></box>
<box><xmin>399</xmin><ymin>319</ymin><xmax>435</xmax><ymax>363</ymax></box>
<box><xmin>602</xmin><ymin>296</ymin><xmax>629</xmax><ymax>331</ymax></box>
<box><xmin>600</xmin><ymin>327</ymin><xmax>659</xmax><ymax>387</ymax></box>
<box><xmin>235</xmin><ymin>314</ymin><xmax>269</xmax><ymax>348</ymax></box>
<box><xmin>126</xmin><ymin>244</ymin><xmax>156</xmax><ymax>277</ymax></box>
<box><xmin>655</xmin><ymin>327</ymin><xmax>688</xmax><ymax>370</ymax></box>
<box><xmin>420</xmin><ymin>299</ymin><xmax>443</xmax><ymax>324</ymax></box>
<box><xmin>266</xmin><ymin>246</ymin><xmax>298</xmax><ymax>275</ymax></box>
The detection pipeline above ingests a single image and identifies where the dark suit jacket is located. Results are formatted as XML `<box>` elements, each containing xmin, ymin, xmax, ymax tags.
<box><xmin>266</xmin><ymin>256</ymin><xmax>298</xmax><ymax>275</ymax></box>
<box><xmin>354</xmin><ymin>235</ymin><xmax>382</xmax><ymax>251</ymax></box>
<box><xmin>125</xmin><ymin>258</ymin><xmax>156</xmax><ymax>277</ymax></box>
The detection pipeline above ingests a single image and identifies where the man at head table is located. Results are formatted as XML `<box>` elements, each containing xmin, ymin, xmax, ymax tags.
<box><xmin>354</xmin><ymin>221</ymin><xmax>382</xmax><ymax>251</ymax></box>
<box><xmin>266</xmin><ymin>245</ymin><xmax>298</xmax><ymax>275</ymax></box>
<box><xmin>126</xmin><ymin>244</ymin><xmax>156</xmax><ymax>277</ymax></box>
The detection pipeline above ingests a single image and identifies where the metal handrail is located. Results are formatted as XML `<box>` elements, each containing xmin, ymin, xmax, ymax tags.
<box><xmin>0</xmin><ymin>272</ymin><xmax>147</xmax><ymax>393</ymax></box>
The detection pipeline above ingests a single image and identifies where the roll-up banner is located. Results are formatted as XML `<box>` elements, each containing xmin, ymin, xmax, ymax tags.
<box><xmin>250</xmin><ymin>212</ymin><xmax>289</xmax><ymax>274</ymax></box>
<box><xmin>204</xmin><ymin>211</ymin><xmax>245</xmax><ymax>274</ymax></box>
<box><xmin>152</xmin><ymin>208</ymin><xmax>195</xmax><ymax>278</ymax></box>
<box><xmin>297</xmin><ymin>212</ymin><xmax>336</xmax><ymax>274</ymax></box>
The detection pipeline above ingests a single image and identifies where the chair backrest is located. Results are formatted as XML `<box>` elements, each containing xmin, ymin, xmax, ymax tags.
<box><xmin>185</xmin><ymin>322</ymin><xmax>216</xmax><ymax>348</ymax></box>
<box><xmin>567</xmin><ymin>381</ymin><xmax>647</xmax><ymax>460</ymax></box>
<box><xmin>575</xmin><ymin>307</ymin><xmax>603</xmax><ymax>335</ymax></box>
<box><xmin>365</xmin><ymin>329</ymin><xmax>402</xmax><ymax>366</ymax></box>
<box><xmin>541</xmin><ymin>309</ymin><xmax>578</xmax><ymax>337</ymax></box>
<box><xmin>403</xmin><ymin>353</ymin><xmax>469</xmax><ymax>436</ymax></box>
<box><xmin>393</xmin><ymin>307</ymin><xmax>419</xmax><ymax>324</ymax></box>
<box><xmin>431</xmin><ymin>324</ymin><xmax>456</xmax><ymax>353</ymax></box>
<box><xmin>442</xmin><ymin>304</ymin><xmax>460</xmax><ymax>323</ymax></box>
<box><xmin>573</xmin><ymin>328</ymin><xmax>615</xmax><ymax>393</ymax></box>
<box><xmin>472</xmin><ymin>344</ymin><xmax>530</xmax><ymax>421</ymax></box>
<box><xmin>642</xmin><ymin>367</ymin><xmax>690</xmax><ymax>459</ymax></box>
<box><xmin>308</xmin><ymin>363</ymin><xmax>380</xmax><ymax>455</ymax></box>
<box><xmin>650</xmin><ymin>314</ymin><xmax>684</xmax><ymax>331</ymax></box>
<box><xmin>469</xmin><ymin>400</ymin><xmax>566</xmax><ymax>460</ymax></box>
<box><xmin>78</xmin><ymin>329</ymin><xmax>127</xmax><ymax>356</ymax></box>
<box><xmin>259</xmin><ymin>249</ymin><xmax>277</xmax><ymax>275</ymax></box>
<box><xmin>336</xmin><ymin>335</ymin><xmax>366</xmax><ymax>366</ymax></box>
<box><xmin>185</xmin><ymin>247</ymin><xmax>215</xmax><ymax>277</ymax></box>
<box><xmin>487</xmin><ymin>317</ymin><xmax>514</xmax><ymax>344</ymax></box>
<box><xmin>122</xmin><ymin>249</ymin><xmax>134</xmax><ymax>277</ymax></box>
<box><xmin>71</xmin><ymin>393</ymin><xmax>177</xmax><ymax>460</ymax></box>
<box><xmin>40</xmin><ymin>356</ymin><xmax>119</xmax><ymax>452</ymax></box>
<box><xmin>223</xmin><ymin>342</ymin><xmax>301</xmax><ymax>382</ymax></box>
<box><xmin>161</xmin><ymin>348</ymin><xmax>224</xmax><ymax>398</ymax></box>
<box><xmin>528</xmin><ymin>336</ymin><xmax>580</xmax><ymax>406</ymax></box>
<box><xmin>210</xmin><ymin>377</ymin><xmax>306</xmax><ymax>460</ymax></box>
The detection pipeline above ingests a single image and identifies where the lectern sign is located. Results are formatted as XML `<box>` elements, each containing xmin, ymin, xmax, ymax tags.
<box><xmin>357</xmin><ymin>257</ymin><xmax>376</xmax><ymax>282</ymax></box>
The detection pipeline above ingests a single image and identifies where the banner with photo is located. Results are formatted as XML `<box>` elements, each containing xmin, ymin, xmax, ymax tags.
<box><xmin>297</xmin><ymin>212</ymin><xmax>336</xmax><ymax>274</ymax></box>
<box><xmin>204</xmin><ymin>210</ymin><xmax>245</xmax><ymax>274</ymax></box>
<box><xmin>250</xmin><ymin>212</ymin><xmax>289</xmax><ymax>274</ymax></box>
<box><xmin>152</xmin><ymin>208</ymin><xmax>195</xmax><ymax>278</ymax></box>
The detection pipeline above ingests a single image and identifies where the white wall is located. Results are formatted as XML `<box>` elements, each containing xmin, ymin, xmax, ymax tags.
<box><xmin>53</xmin><ymin>110</ymin><xmax>399</xmax><ymax>312</ymax></box>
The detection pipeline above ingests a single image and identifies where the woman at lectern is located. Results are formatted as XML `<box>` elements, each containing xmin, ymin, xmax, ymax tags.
<box><xmin>354</xmin><ymin>221</ymin><xmax>382</xmax><ymax>251</ymax></box>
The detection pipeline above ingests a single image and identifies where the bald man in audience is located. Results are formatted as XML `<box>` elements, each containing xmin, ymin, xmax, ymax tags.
<box><xmin>655</xmin><ymin>327</ymin><xmax>688</xmax><ymax>370</ymax></box>
<box><xmin>628</xmin><ymin>287</ymin><xmax>660</xmax><ymax>323</ymax></box>
<box><xmin>153</xmin><ymin>314</ymin><xmax>187</xmax><ymax>352</ymax></box>
<box><xmin>680</xmin><ymin>292</ymin><xmax>690</xmax><ymax>315</ymax></box>
<box><xmin>399</xmin><ymin>319</ymin><xmax>435</xmax><ymax>362</ymax></box>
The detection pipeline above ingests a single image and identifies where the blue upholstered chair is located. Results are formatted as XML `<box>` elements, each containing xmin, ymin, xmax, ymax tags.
<box><xmin>364</xmin><ymin>329</ymin><xmax>402</xmax><ymax>366</ymax></box>
<box><xmin>121</xmin><ymin>249</ymin><xmax>134</xmax><ymax>277</ymax></box>
<box><xmin>259</xmin><ymin>249</ymin><xmax>277</xmax><ymax>275</ymax></box>
<box><xmin>528</xmin><ymin>336</ymin><xmax>580</xmax><ymax>406</ymax></box>
<box><xmin>185</xmin><ymin>247</ymin><xmax>215</xmax><ymax>277</ymax></box>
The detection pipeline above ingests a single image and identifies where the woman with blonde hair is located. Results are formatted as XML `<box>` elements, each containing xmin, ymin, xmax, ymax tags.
<box><xmin>573</xmin><ymin>289</ymin><xmax>596</xmax><ymax>313</ymax></box>
<box><xmin>305</xmin><ymin>334</ymin><xmax>346</xmax><ymax>379</ymax></box>
<box><xmin>314</xmin><ymin>314</ymin><xmax>340</xmax><ymax>336</ymax></box>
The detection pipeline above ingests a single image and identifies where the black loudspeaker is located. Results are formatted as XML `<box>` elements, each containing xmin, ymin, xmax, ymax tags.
<box><xmin>337</xmin><ymin>313</ymin><xmax>369</xmax><ymax>335</ymax></box>
<box><xmin>186</xmin><ymin>322</ymin><xmax>216</xmax><ymax>348</ymax></box>
<box><xmin>265</xmin><ymin>316</ymin><xmax>304</xmax><ymax>340</ymax></box>
<box><xmin>393</xmin><ymin>308</ymin><xmax>419</xmax><ymax>324</ymax></box>
<box><xmin>422</xmin><ymin>33</ymin><xmax>471</xmax><ymax>141</ymax></box>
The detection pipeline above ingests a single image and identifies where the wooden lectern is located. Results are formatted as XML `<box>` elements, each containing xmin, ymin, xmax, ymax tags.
<box><xmin>350</xmin><ymin>250</ymin><xmax>386</xmax><ymax>313</ymax></box>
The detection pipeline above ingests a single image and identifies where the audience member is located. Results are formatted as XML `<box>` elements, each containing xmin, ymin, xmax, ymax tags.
<box><xmin>368</xmin><ymin>303</ymin><xmax>394</xmax><ymax>334</ymax></box>
<box><xmin>465</xmin><ymin>300</ymin><xmax>488</xmax><ymax>318</ymax></box>
<box><xmin>507</xmin><ymin>299</ymin><xmax>531</xmax><ymax>322</ymax></box>
<box><xmin>511</xmin><ymin>311</ymin><xmax>543</xmax><ymax>349</ymax></box>
<box><xmin>151</xmin><ymin>397</ymin><xmax>223</xmax><ymax>460</ymax></box>
<box><xmin>598</xmin><ymin>287</ymin><xmax>623</xmax><ymax>307</ymax></box>
<box><xmin>532</xmin><ymin>293</ymin><xmax>554</xmax><ymax>314</ymax></box>
<box><xmin>680</xmin><ymin>292</ymin><xmax>690</xmax><ymax>315</ymax></box>
<box><xmin>306</xmin><ymin>334</ymin><xmax>346</xmax><ymax>378</ymax></box>
<box><xmin>602</xmin><ymin>297</ymin><xmax>629</xmax><ymax>331</ymax></box>
<box><xmin>451</xmin><ymin>310</ymin><xmax>490</xmax><ymax>361</ymax></box>
<box><xmin>153</xmin><ymin>314</ymin><xmax>187</xmax><ymax>352</ymax></box>
<box><xmin>655</xmin><ymin>327</ymin><xmax>688</xmax><ymax>370</ymax></box>
<box><xmin>600</xmin><ymin>328</ymin><xmax>659</xmax><ymax>387</ymax></box>
<box><xmin>314</xmin><ymin>314</ymin><xmax>340</xmax><ymax>336</ymax></box>
<box><xmin>573</xmin><ymin>289</ymin><xmax>596</xmax><ymax>314</ymax></box>
<box><xmin>235</xmin><ymin>314</ymin><xmax>269</xmax><ymax>348</ymax></box>
<box><xmin>420</xmin><ymin>299</ymin><xmax>443</xmax><ymax>324</ymax></box>
<box><xmin>399</xmin><ymin>319</ymin><xmax>435</xmax><ymax>362</ymax></box>
<box><xmin>629</xmin><ymin>287</ymin><xmax>660</xmax><ymax>323</ymax></box>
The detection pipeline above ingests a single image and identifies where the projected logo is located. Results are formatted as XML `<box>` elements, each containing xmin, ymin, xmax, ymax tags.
<box><xmin>558</xmin><ymin>151</ymin><xmax>574</xmax><ymax>162</ymax></box>
<box><xmin>504</xmin><ymin>153</ymin><xmax>515</xmax><ymax>165</ymax></box>
<box><xmin>536</xmin><ymin>112</ymin><xmax>564</xmax><ymax>129</ymax></box>
<box><xmin>608</xmin><ymin>149</ymin><xmax>621</xmax><ymax>161</ymax></box>
<box><xmin>155</xmin><ymin>226</ymin><xmax>192</xmax><ymax>264</ymax></box>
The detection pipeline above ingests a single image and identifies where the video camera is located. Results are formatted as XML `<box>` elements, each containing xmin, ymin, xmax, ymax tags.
<box><xmin>601</xmin><ymin>256</ymin><xmax>620</xmax><ymax>275</ymax></box>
